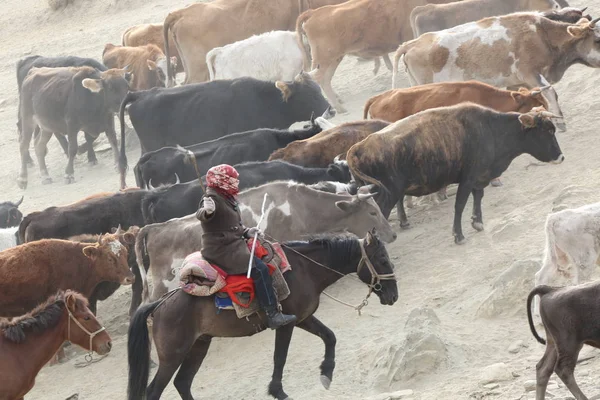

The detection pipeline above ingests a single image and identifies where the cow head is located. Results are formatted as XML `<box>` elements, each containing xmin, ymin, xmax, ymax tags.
<box><xmin>148</xmin><ymin>56</ymin><xmax>177</xmax><ymax>87</ymax></box>
<box><xmin>0</xmin><ymin>196</ymin><xmax>23</xmax><ymax>228</ymax></box>
<box><xmin>568</xmin><ymin>18</ymin><xmax>600</xmax><ymax>68</ymax></box>
<box><xmin>275</xmin><ymin>72</ymin><xmax>333</xmax><ymax>121</ymax></box>
<box><xmin>81</xmin><ymin>68</ymin><xmax>132</xmax><ymax>113</ymax></box>
<box><xmin>326</xmin><ymin>162</ymin><xmax>352</xmax><ymax>183</ymax></box>
<box><xmin>334</xmin><ymin>185</ymin><xmax>397</xmax><ymax>243</ymax></box>
<box><xmin>518</xmin><ymin>107</ymin><xmax>564</xmax><ymax>164</ymax></box>
<box><xmin>515</xmin><ymin>82</ymin><xmax>566</xmax><ymax>132</ymax></box>
<box><xmin>543</xmin><ymin>7</ymin><xmax>592</xmax><ymax>23</ymax></box>
<box><xmin>82</xmin><ymin>233</ymin><xmax>135</xmax><ymax>285</ymax></box>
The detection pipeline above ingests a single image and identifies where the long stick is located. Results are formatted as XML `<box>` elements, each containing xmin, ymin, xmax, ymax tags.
<box><xmin>186</xmin><ymin>149</ymin><xmax>205</xmax><ymax>194</ymax></box>
<box><xmin>247</xmin><ymin>193</ymin><xmax>269</xmax><ymax>278</ymax></box>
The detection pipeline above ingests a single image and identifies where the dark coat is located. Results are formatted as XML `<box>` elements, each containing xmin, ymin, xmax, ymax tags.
<box><xmin>197</xmin><ymin>188</ymin><xmax>251</xmax><ymax>275</ymax></box>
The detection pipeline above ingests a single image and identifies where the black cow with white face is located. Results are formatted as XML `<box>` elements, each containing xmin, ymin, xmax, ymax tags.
<box><xmin>0</xmin><ymin>197</ymin><xmax>23</xmax><ymax>228</ymax></box>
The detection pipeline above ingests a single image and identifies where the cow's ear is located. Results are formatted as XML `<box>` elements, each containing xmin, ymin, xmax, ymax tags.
<box><xmin>518</xmin><ymin>114</ymin><xmax>536</xmax><ymax>128</ymax></box>
<box><xmin>335</xmin><ymin>200</ymin><xmax>356</xmax><ymax>212</ymax></box>
<box><xmin>567</xmin><ymin>25</ymin><xmax>587</xmax><ymax>38</ymax></box>
<box><xmin>82</xmin><ymin>245</ymin><xmax>98</xmax><ymax>260</ymax></box>
<box><xmin>82</xmin><ymin>78</ymin><xmax>103</xmax><ymax>93</ymax></box>
<box><xmin>147</xmin><ymin>59</ymin><xmax>157</xmax><ymax>70</ymax></box>
<box><xmin>275</xmin><ymin>81</ymin><xmax>292</xmax><ymax>102</ymax></box>
<box><xmin>510</xmin><ymin>92</ymin><xmax>522</xmax><ymax>103</ymax></box>
<box><xmin>122</xmin><ymin>232</ymin><xmax>136</xmax><ymax>245</ymax></box>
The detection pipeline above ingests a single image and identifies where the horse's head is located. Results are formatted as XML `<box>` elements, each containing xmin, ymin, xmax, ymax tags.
<box><xmin>357</xmin><ymin>229</ymin><xmax>398</xmax><ymax>305</ymax></box>
<box><xmin>65</xmin><ymin>292</ymin><xmax>112</xmax><ymax>355</ymax></box>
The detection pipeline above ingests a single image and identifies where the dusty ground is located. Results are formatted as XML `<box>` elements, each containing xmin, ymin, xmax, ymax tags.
<box><xmin>2</xmin><ymin>0</ymin><xmax>600</xmax><ymax>399</ymax></box>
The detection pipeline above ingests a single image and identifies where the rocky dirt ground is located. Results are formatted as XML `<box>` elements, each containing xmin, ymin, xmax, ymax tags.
<box><xmin>1</xmin><ymin>0</ymin><xmax>599</xmax><ymax>399</ymax></box>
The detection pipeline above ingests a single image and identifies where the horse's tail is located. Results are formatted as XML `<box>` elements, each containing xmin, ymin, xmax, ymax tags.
<box><xmin>526</xmin><ymin>285</ymin><xmax>555</xmax><ymax>345</ymax></box>
<box><xmin>127</xmin><ymin>299</ymin><xmax>161</xmax><ymax>400</ymax></box>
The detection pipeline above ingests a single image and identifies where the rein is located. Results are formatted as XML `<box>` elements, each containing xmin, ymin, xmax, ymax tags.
<box><xmin>67</xmin><ymin>307</ymin><xmax>105</xmax><ymax>363</ymax></box>
<box><xmin>266</xmin><ymin>233</ymin><xmax>396</xmax><ymax>315</ymax></box>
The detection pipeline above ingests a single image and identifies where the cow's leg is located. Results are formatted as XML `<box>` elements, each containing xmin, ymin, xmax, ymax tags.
<box><xmin>536</xmin><ymin>338</ymin><xmax>558</xmax><ymax>400</ymax></box>
<box><xmin>18</xmin><ymin>120</ymin><xmax>35</xmax><ymax>189</ymax></box>
<box><xmin>34</xmin><ymin>130</ymin><xmax>54</xmax><ymax>185</ymax></box>
<box><xmin>297</xmin><ymin>315</ymin><xmax>336</xmax><ymax>389</ymax></box>
<box><xmin>471</xmin><ymin>188</ymin><xmax>484</xmax><ymax>231</ymax></box>
<box><xmin>173</xmin><ymin>337</ymin><xmax>212</xmax><ymax>400</ymax></box>
<box><xmin>396</xmin><ymin>183</ymin><xmax>410</xmax><ymax>228</ymax></box>
<box><xmin>372</xmin><ymin>57</ymin><xmax>381</xmax><ymax>75</ymax></box>
<box><xmin>312</xmin><ymin>57</ymin><xmax>345</xmax><ymax>113</ymax></box>
<box><xmin>553</xmin><ymin>342</ymin><xmax>587</xmax><ymax>400</ymax></box>
<box><xmin>452</xmin><ymin>183</ymin><xmax>472</xmax><ymax>244</ymax></box>
<box><xmin>54</xmin><ymin>132</ymin><xmax>69</xmax><ymax>156</ymax></box>
<box><xmin>64</xmin><ymin>129</ymin><xmax>78</xmax><ymax>184</ymax></box>
<box><xmin>437</xmin><ymin>186</ymin><xmax>448</xmax><ymax>202</ymax></box>
<box><xmin>405</xmin><ymin>196</ymin><xmax>415</xmax><ymax>209</ymax></box>
<box><xmin>84</xmin><ymin>133</ymin><xmax>98</xmax><ymax>165</ymax></box>
<box><xmin>268</xmin><ymin>324</ymin><xmax>295</xmax><ymax>400</ymax></box>
<box><xmin>104</xmin><ymin>115</ymin><xmax>120</xmax><ymax>166</ymax></box>
<box><xmin>382</xmin><ymin>54</ymin><xmax>393</xmax><ymax>71</ymax></box>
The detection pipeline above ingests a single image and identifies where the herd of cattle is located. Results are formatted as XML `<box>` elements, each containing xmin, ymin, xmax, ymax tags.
<box><xmin>4</xmin><ymin>0</ymin><xmax>600</xmax><ymax>398</ymax></box>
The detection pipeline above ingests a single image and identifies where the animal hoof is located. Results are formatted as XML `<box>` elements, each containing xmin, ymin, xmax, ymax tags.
<box><xmin>42</xmin><ymin>177</ymin><xmax>53</xmax><ymax>185</ymax></box>
<box><xmin>17</xmin><ymin>179</ymin><xmax>27</xmax><ymax>190</ymax></box>
<box><xmin>88</xmin><ymin>159</ymin><xmax>98</xmax><ymax>166</ymax></box>
<box><xmin>472</xmin><ymin>221</ymin><xmax>484</xmax><ymax>232</ymax></box>
<box><xmin>491</xmin><ymin>178</ymin><xmax>503</xmax><ymax>187</ymax></box>
<box><xmin>437</xmin><ymin>193</ymin><xmax>448</xmax><ymax>202</ymax></box>
<box><xmin>400</xmin><ymin>222</ymin><xmax>411</xmax><ymax>230</ymax></box>
<box><xmin>64</xmin><ymin>175</ymin><xmax>75</xmax><ymax>184</ymax></box>
<box><xmin>320</xmin><ymin>375</ymin><xmax>331</xmax><ymax>390</ymax></box>
<box><xmin>454</xmin><ymin>235</ymin><xmax>467</xmax><ymax>245</ymax></box>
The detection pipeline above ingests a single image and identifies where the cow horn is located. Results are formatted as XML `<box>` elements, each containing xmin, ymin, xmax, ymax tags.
<box><xmin>115</xmin><ymin>224</ymin><xmax>123</xmax><ymax>234</ymax></box>
<box><xmin>530</xmin><ymin>90</ymin><xmax>541</xmax><ymax>96</ymax></box>
<box><xmin>174</xmin><ymin>173</ymin><xmax>180</xmax><ymax>184</ymax></box>
<box><xmin>13</xmin><ymin>196</ymin><xmax>23</xmax><ymax>207</ymax></box>
<box><xmin>590</xmin><ymin>16</ymin><xmax>600</xmax><ymax>27</ymax></box>
<box><xmin>148</xmin><ymin>179</ymin><xmax>156</xmax><ymax>190</ymax></box>
<box><xmin>581</xmin><ymin>6</ymin><xmax>588</xmax><ymax>12</ymax></box>
<box><xmin>540</xmin><ymin>111</ymin><xmax>562</xmax><ymax>119</ymax></box>
<box><xmin>357</xmin><ymin>192</ymin><xmax>377</xmax><ymax>201</ymax></box>
<box><xmin>309</xmin><ymin>111</ymin><xmax>316</xmax><ymax>125</ymax></box>
<box><xmin>539</xmin><ymin>85</ymin><xmax>551</xmax><ymax>91</ymax></box>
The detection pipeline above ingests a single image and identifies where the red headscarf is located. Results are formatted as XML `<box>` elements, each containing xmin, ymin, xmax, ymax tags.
<box><xmin>206</xmin><ymin>164</ymin><xmax>240</xmax><ymax>197</ymax></box>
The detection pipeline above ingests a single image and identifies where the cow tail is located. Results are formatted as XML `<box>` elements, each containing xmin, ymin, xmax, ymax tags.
<box><xmin>206</xmin><ymin>49</ymin><xmax>217</xmax><ymax>81</ymax></box>
<box><xmin>135</xmin><ymin>226</ymin><xmax>151</xmax><ymax>303</ymax></box>
<box><xmin>163</xmin><ymin>12</ymin><xmax>177</xmax><ymax>87</ymax></box>
<box><xmin>527</xmin><ymin>285</ymin><xmax>555</xmax><ymax>345</ymax></box>
<box><xmin>363</xmin><ymin>96</ymin><xmax>376</xmax><ymax>119</ymax></box>
<box><xmin>296</xmin><ymin>10</ymin><xmax>314</xmax><ymax>71</ymax></box>
<box><xmin>133</xmin><ymin>162</ymin><xmax>145</xmax><ymax>189</ymax></box>
<box><xmin>119</xmin><ymin>91</ymin><xmax>139</xmax><ymax>189</ymax></box>
<box><xmin>346</xmin><ymin>144</ymin><xmax>389</xmax><ymax>195</ymax></box>
<box><xmin>392</xmin><ymin>43</ymin><xmax>408</xmax><ymax>89</ymax></box>
<box><xmin>17</xmin><ymin>214</ymin><xmax>32</xmax><ymax>243</ymax></box>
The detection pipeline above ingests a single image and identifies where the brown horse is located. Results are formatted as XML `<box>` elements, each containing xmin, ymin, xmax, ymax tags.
<box><xmin>0</xmin><ymin>290</ymin><xmax>111</xmax><ymax>400</ymax></box>
<box><xmin>128</xmin><ymin>229</ymin><xmax>398</xmax><ymax>400</ymax></box>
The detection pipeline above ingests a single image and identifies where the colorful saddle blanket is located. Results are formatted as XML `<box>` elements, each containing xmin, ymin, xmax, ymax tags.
<box><xmin>179</xmin><ymin>238</ymin><xmax>291</xmax><ymax>319</ymax></box>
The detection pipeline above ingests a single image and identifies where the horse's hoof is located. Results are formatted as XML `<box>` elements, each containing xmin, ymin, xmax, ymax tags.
<box><xmin>320</xmin><ymin>375</ymin><xmax>331</xmax><ymax>390</ymax></box>
<box><xmin>64</xmin><ymin>175</ymin><xmax>75</xmax><ymax>184</ymax></box>
<box><xmin>472</xmin><ymin>221</ymin><xmax>484</xmax><ymax>232</ymax></box>
<box><xmin>42</xmin><ymin>177</ymin><xmax>53</xmax><ymax>185</ymax></box>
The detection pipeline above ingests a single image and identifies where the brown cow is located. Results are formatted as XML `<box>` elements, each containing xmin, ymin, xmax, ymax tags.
<box><xmin>364</xmin><ymin>81</ymin><xmax>550</xmax><ymax>122</ymax></box>
<box><xmin>268</xmin><ymin>120</ymin><xmax>390</xmax><ymax>167</ymax></box>
<box><xmin>121</xmin><ymin>23</ymin><xmax>184</xmax><ymax>74</ymax></box>
<box><xmin>102</xmin><ymin>44</ymin><xmax>177</xmax><ymax>91</ymax></box>
<box><xmin>296</xmin><ymin>0</ymin><xmax>460</xmax><ymax>112</ymax></box>
<box><xmin>162</xmin><ymin>0</ymin><xmax>348</xmax><ymax>86</ymax></box>
<box><xmin>0</xmin><ymin>233</ymin><xmax>134</xmax><ymax>317</ymax></box>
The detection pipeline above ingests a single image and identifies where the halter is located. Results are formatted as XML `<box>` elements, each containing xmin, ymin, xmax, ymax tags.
<box><xmin>67</xmin><ymin>306</ymin><xmax>106</xmax><ymax>362</ymax></box>
<box><xmin>356</xmin><ymin>240</ymin><xmax>396</xmax><ymax>294</ymax></box>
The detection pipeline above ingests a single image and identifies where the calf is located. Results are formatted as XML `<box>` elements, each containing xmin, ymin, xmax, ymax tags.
<box><xmin>133</xmin><ymin>115</ymin><xmax>330</xmax><ymax>188</ymax></box>
<box><xmin>119</xmin><ymin>73</ymin><xmax>333</xmax><ymax>188</ymax></box>
<box><xmin>364</xmin><ymin>81</ymin><xmax>551</xmax><ymax>122</ymax></box>
<box><xmin>269</xmin><ymin>120</ymin><xmax>390</xmax><ymax>167</ymax></box>
<box><xmin>16</xmin><ymin>55</ymin><xmax>108</xmax><ymax>165</ymax></box>
<box><xmin>102</xmin><ymin>44</ymin><xmax>177</xmax><ymax>91</ymax></box>
<box><xmin>206</xmin><ymin>31</ymin><xmax>303</xmax><ymax>81</ymax></box>
<box><xmin>0</xmin><ymin>233</ymin><xmax>134</xmax><ymax>317</ymax></box>
<box><xmin>347</xmin><ymin>104</ymin><xmax>564</xmax><ymax>243</ymax></box>
<box><xmin>135</xmin><ymin>182</ymin><xmax>396</xmax><ymax>306</ymax></box>
<box><xmin>0</xmin><ymin>197</ymin><xmax>23</xmax><ymax>228</ymax></box>
<box><xmin>533</xmin><ymin>203</ymin><xmax>600</xmax><ymax>315</ymax></box>
<box><xmin>121</xmin><ymin>23</ymin><xmax>184</xmax><ymax>74</ymax></box>
<box><xmin>18</xmin><ymin>66</ymin><xmax>131</xmax><ymax>189</ymax></box>
<box><xmin>19</xmin><ymin>189</ymin><xmax>147</xmax><ymax>243</ymax></box>
<box><xmin>527</xmin><ymin>283</ymin><xmax>600</xmax><ymax>400</ymax></box>
<box><xmin>409</xmin><ymin>0</ymin><xmax>561</xmax><ymax>37</ymax></box>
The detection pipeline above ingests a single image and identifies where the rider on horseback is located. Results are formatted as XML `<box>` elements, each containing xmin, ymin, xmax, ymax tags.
<box><xmin>196</xmin><ymin>164</ymin><xmax>297</xmax><ymax>329</ymax></box>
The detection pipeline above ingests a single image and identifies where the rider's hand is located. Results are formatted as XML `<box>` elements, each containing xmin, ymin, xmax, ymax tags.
<box><xmin>245</xmin><ymin>227</ymin><xmax>262</xmax><ymax>238</ymax></box>
<box><xmin>200</xmin><ymin>197</ymin><xmax>215</xmax><ymax>215</ymax></box>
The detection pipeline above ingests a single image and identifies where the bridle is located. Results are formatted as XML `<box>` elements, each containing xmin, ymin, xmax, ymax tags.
<box><xmin>67</xmin><ymin>306</ymin><xmax>106</xmax><ymax>361</ymax></box>
<box><xmin>356</xmin><ymin>240</ymin><xmax>396</xmax><ymax>295</ymax></box>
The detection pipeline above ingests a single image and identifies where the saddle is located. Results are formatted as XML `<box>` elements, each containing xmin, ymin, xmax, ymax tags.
<box><xmin>179</xmin><ymin>237</ymin><xmax>291</xmax><ymax>319</ymax></box>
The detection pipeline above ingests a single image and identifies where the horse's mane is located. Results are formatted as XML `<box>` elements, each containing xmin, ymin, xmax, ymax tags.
<box><xmin>284</xmin><ymin>234</ymin><xmax>362</xmax><ymax>271</ymax></box>
<box><xmin>0</xmin><ymin>290</ymin><xmax>87</xmax><ymax>344</ymax></box>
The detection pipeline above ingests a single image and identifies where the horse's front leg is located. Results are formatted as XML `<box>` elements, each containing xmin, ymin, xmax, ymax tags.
<box><xmin>297</xmin><ymin>315</ymin><xmax>336</xmax><ymax>389</ymax></box>
<box><xmin>268</xmin><ymin>324</ymin><xmax>295</xmax><ymax>400</ymax></box>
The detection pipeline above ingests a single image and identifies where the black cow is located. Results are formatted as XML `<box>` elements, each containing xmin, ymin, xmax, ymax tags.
<box><xmin>141</xmin><ymin>160</ymin><xmax>351</xmax><ymax>223</ymax></box>
<box><xmin>0</xmin><ymin>197</ymin><xmax>24</xmax><ymax>228</ymax></box>
<box><xmin>16</xmin><ymin>55</ymin><xmax>108</xmax><ymax>164</ymax></box>
<box><xmin>18</xmin><ymin>66</ymin><xmax>131</xmax><ymax>189</ymax></box>
<box><xmin>133</xmin><ymin>116</ymin><xmax>329</xmax><ymax>188</ymax></box>
<box><xmin>118</xmin><ymin>72</ymin><xmax>333</xmax><ymax>189</ymax></box>
<box><xmin>347</xmin><ymin>104</ymin><xmax>564</xmax><ymax>244</ymax></box>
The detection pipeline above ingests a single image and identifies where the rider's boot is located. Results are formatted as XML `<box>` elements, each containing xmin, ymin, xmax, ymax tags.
<box><xmin>251</xmin><ymin>257</ymin><xmax>297</xmax><ymax>329</ymax></box>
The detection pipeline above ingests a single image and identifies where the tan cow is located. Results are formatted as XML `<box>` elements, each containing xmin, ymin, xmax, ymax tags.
<box><xmin>269</xmin><ymin>120</ymin><xmax>390</xmax><ymax>167</ymax></box>
<box><xmin>410</xmin><ymin>0</ymin><xmax>560</xmax><ymax>37</ymax></box>
<box><xmin>162</xmin><ymin>0</ymin><xmax>348</xmax><ymax>86</ymax></box>
<box><xmin>121</xmin><ymin>23</ymin><xmax>184</xmax><ymax>74</ymax></box>
<box><xmin>296</xmin><ymin>0</ymin><xmax>460</xmax><ymax>112</ymax></box>
<box><xmin>364</xmin><ymin>81</ymin><xmax>551</xmax><ymax>122</ymax></box>
<box><xmin>102</xmin><ymin>44</ymin><xmax>176</xmax><ymax>91</ymax></box>
<box><xmin>394</xmin><ymin>15</ymin><xmax>600</xmax><ymax>132</ymax></box>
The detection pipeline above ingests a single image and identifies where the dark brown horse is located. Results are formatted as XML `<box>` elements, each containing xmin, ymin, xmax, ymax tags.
<box><xmin>0</xmin><ymin>290</ymin><xmax>111</xmax><ymax>400</ymax></box>
<box><xmin>128</xmin><ymin>230</ymin><xmax>398</xmax><ymax>400</ymax></box>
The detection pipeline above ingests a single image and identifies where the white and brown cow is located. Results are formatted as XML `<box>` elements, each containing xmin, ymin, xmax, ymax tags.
<box><xmin>121</xmin><ymin>23</ymin><xmax>184</xmax><ymax>74</ymax></box>
<box><xmin>394</xmin><ymin>15</ymin><xmax>600</xmax><ymax>131</ymax></box>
